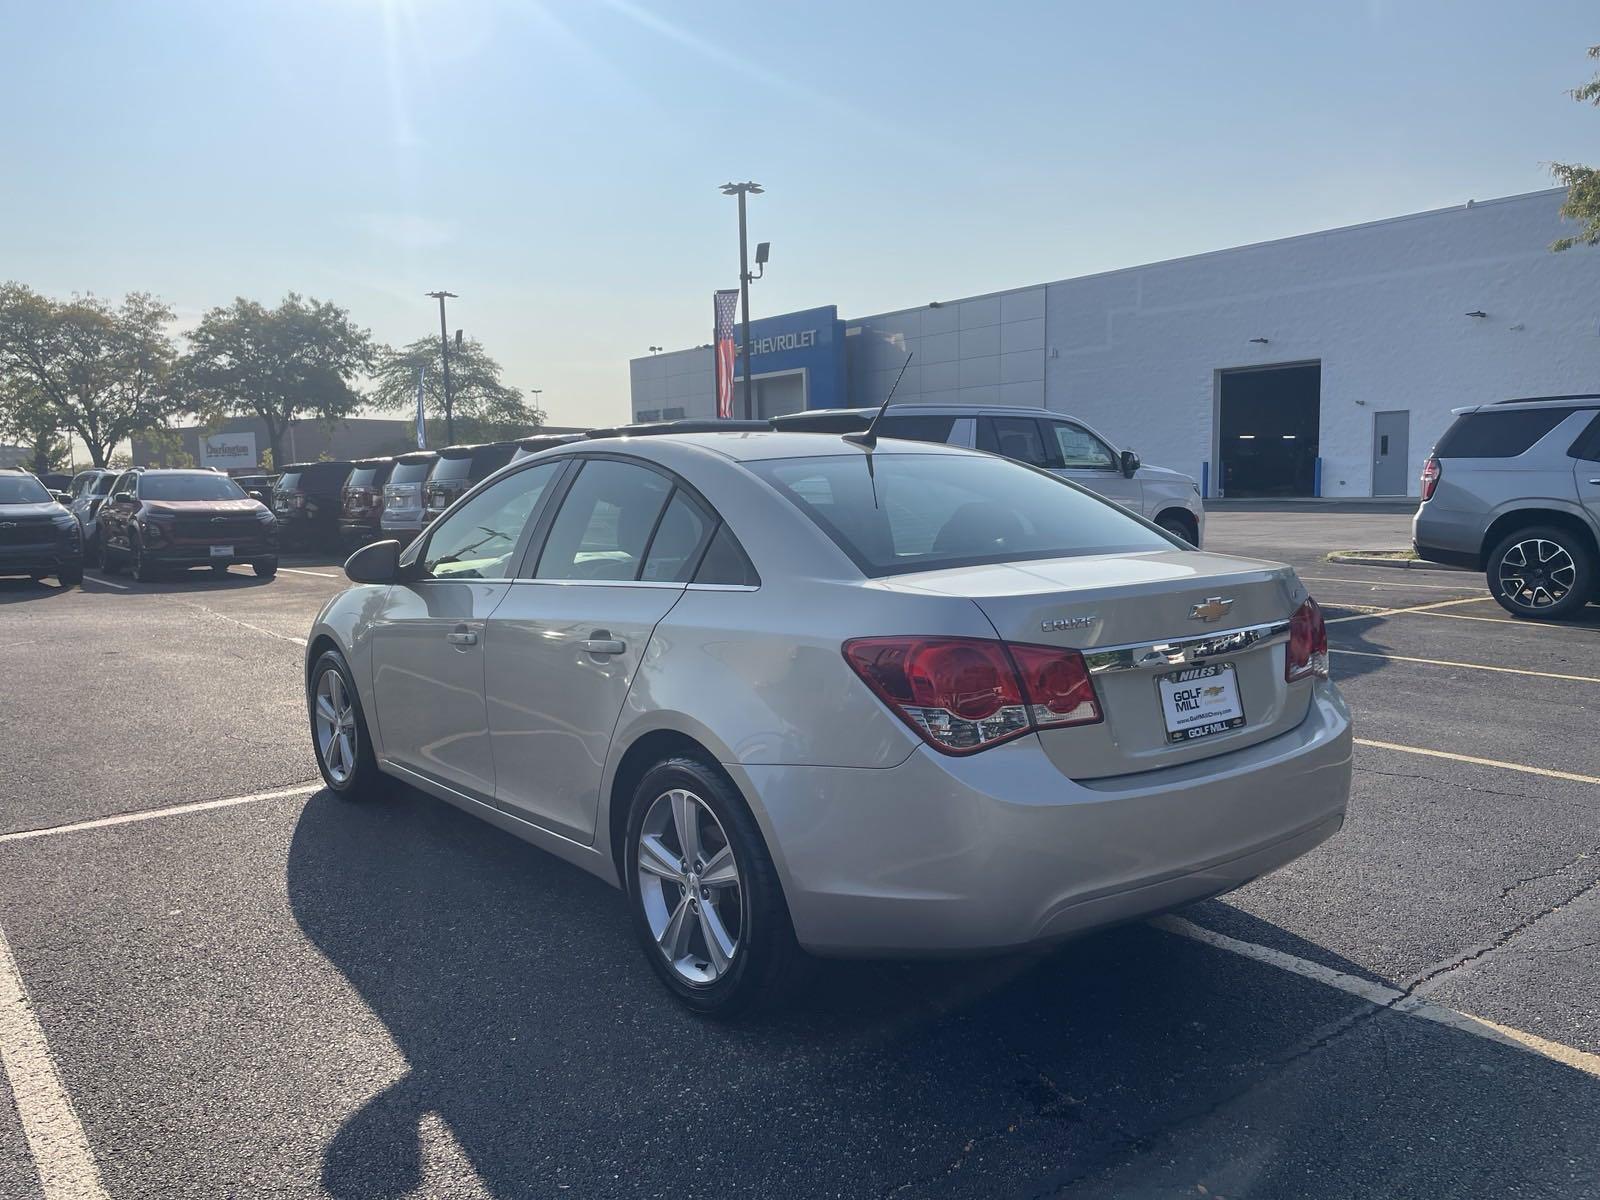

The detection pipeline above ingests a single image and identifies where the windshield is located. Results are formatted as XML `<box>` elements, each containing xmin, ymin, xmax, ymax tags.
<box><xmin>748</xmin><ymin>452</ymin><xmax>1172</xmax><ymax>577</ymax></box>
<box><xmin>430</xmin><ymin>456</ymin><xmax>473</xmax><ymax>482</ymax></box>
<box><xmin>140</xmin><ymin>474</ymin><xmax>247</xmax><ymax>501</ymax></box>
<box><xmin>346</xmin><ymin>467</ymin><xmax>379</xmax><ymax>489</ymax></box>
<box><xmin>390</xmin><ymin>460</ymin><xmax>434</xmax><ymax>485</ymax></box>
<box><xmin>0</xmin><ymin>475</ymin><xmax>51</xmax><ymax>504</ymax></box>
<box><xmin>276</xmin><ymin>472</ymin><xmax>303</xmax><ymax>492</ymax></box>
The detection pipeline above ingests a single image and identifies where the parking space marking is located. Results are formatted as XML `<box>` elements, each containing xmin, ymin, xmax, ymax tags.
<box><xmin>1300</xmin><ymin>575</ymin><xmax>1479</xmax><ymax>592</ymax></box>
<box><xmin>1330</xmin><ymin>648</ymin><xmax>1600</xmax><ymax>683</ymax></box>
<box><xmin>1354</xmin><ymin>737</ymin><xmax>1600</xmax><ymax>786</ymax></box>
<box><xmin>0</xmin><ymin>783</ymin><xmax>320</xmax><ymax>846</ymax></box>
<box><xmin>1387</xmin><ymin>607</ymin><xmax>1600</xmax><ymax>631</ymax></box>
<box><xmin>1152</xmin><ymin>916</ymin><xmax>1600</xmax><ymax>1079</ymax></box>
<box><xmin>81</xmin><ymin>574</ymin><xmax>128</xmax><ymax>590</ymax></box>
<box><xmin>0</xmin><ymin>925</ymin><xmax>110</xmax><ymax>1199</ymax></box>
<box><xmin>175</xmin><ymin>601</ymin><xmax>308</xmax><ymax>647</ymax></box>
<box><xmin>1325</xmin><ymin>596</ymin><xmax>1492</xmax><ymax>624</ymax></box>
<box><xmin>276</xmin><ymin>566</ymin><xmax>339</xmax><ymax>578</ymax></box>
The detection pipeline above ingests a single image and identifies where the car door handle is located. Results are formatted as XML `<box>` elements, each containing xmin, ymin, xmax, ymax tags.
<box><xmin>446</xmin><ymin>627</ymin><xmax>478</xmax><ymax>646</ymax></box>
<box><xmin>1589</xmin><ymin>479</ymin><xmax>1600</xmax><ymax>485</ymax></box>
<box><xmin>580</xmin><ymin>633</ymin><xmax>627</xmax><ymax>656</ymax></box>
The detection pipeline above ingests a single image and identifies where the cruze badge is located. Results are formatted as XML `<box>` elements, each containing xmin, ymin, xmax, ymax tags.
<box><xmin>1189</xmin><ymin>597</ymin><xmax>1235</xmax><ymax>623</ymax></box>
<box><xmin>1041</xmin><ymin>614</ymin><xmax>1098</xmax><ymax>632</ymax></box>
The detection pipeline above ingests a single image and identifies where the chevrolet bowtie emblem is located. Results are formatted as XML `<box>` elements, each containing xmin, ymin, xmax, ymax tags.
<box><xmin>1190</xmin><ymin>597</ymin><xmax>1235</xmax><ymax>622</ymax></box>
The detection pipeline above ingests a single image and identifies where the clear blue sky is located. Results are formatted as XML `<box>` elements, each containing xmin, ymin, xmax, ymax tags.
<box><xmin>2</xmin><ymin>0</ymin><xmax>1594</xmax><ymax>428</ymax></box>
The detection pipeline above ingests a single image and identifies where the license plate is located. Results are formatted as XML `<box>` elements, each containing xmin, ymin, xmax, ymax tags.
<box><xmin>210</xmin><ymin>544</ymin><xmax>233</xmax><ymax>558</ymax></box>
<box><xmin>1157</xmin><ymin>662</ymin><xmax>1245</xmax><ymax>743</ymax></box>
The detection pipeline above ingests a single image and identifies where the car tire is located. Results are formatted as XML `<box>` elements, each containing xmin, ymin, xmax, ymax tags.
<box><xmin>1486</xmin><ymin>526</ymin><xmax>1595</xmax><ymax>621</ymax></box>
<box><xmin>307</xmin><ymin>649</ymin><xmax>382</xmax><ymax>799</ymax></box>
<box><xmin>253</xmin><ymin>558</ymin><xmax>278</xmax><ymax>580</ymax></box>
<box><xmin>624</xmin><ymin>756</ymin><xmax>805</xmax><ymax>1018</ymax></box>
<box><xmin>129</xmin><ymin>536</ymin><xmax>158</xmax><ymax>583</ymax></box>
<box><xmin>97</xmin><ymin>536</ymin><xmax>120</xmax><ymax>574</ymax></box>
<box><xmin>56</xmin><ymin>565</ymin><xmax>83</xmax><ymax>587</ymax></box>
<box><xmin>1155</xmin><ymin>513</ymin><xmax>1197</xmax><ymax>547</ymax></box>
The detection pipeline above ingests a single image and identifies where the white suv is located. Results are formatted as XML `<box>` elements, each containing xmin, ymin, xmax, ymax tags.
<box><xmin>772</xmin><ymin>405</ymin><xmax>1205</xmax><ymax>546</ymax></box>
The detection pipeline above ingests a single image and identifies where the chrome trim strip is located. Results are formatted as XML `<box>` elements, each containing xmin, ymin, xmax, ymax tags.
<box><xmin>1083</xmin><ymin>619</ymin><xmax>1291</xmax><ymax>675</ymax></box>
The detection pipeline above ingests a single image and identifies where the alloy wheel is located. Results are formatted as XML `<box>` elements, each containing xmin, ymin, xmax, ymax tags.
<box><xmin>636</xmin><ymin>788</ymin><xmax>743</xmax><ymax>985</ymax></box>
<box><xmin>314</xmin><ymin>669</ymin><xmax>359</xmax><ymax>784</ymax></box>
<box><xmin>1497</xmin><ymin>539</ymin><xmax>1576</xmax><ymax>610</ymax></box>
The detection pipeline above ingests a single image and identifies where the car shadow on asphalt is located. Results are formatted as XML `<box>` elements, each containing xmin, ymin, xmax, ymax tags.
<box><xmin>0</xmin><ymin>576</ymin><xmax>76</xmax><ymax>604</ymax></box>
<box><xmin>91</xmin><ymin>566</ymin><xmax>281</xmax><ymax>594</ymax></box>
<box><xmin>286</xmin><ymin>783</ymin><xmax>1600</xmax><ymax>1199</ymax></box>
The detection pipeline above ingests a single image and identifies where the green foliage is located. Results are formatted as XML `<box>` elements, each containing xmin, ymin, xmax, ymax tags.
<box><xmin>177</xmin><ymin>293</ymin><xmax>376</xmax><ymax>468</ymax></box>
<box><xmin>1552</xmin><ymin>44</ymin><xmax>1600</xmax><ymax>252</ymax></box>
<box><xmin>0</xmin><ymin>283</ymin><xmax>180</xmax><ymax>467</ymax></box>
<box><xmin>139</xmin><ymin>426</ymin><xmax>196</xmax><ymax>468</ymax></box>
<box><xmin>369</xmin><ymin>336</ymin><xmax>543</xmax><ymax>445</ymax></box>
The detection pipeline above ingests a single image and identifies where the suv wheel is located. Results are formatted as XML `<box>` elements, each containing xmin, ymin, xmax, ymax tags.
<box><xmin>56</xmin><ymin>565</ymin><xmax>83</xmax><ymax>587</ymax></box>
<box><xmin>1486</xmin><ymin>526</ymin><xmax>1595</xmax><ymax>620</ymax></box>
<box><xmin>129</xmin><ymin>536</ymin><xmax>158</xmax><ymax>583</ymax></box>
<box><xmin>97</xmin><ymin>536</ymin><xmax>120</xmax><ymax>574</ymax></box>
<box><xmin>624</xmin><ymin>757</ymin><xmax>805</xmax><ymax>1018</ymax></box>
<box><xmin>1155</xmin><ymin>512</ymin><xmax>1196</xmax><ymax>546</ymax></box>
<box><xmin>308</xmin><ymin>650</ymin><xmax>381</xmax><ymax>798</ymax></box>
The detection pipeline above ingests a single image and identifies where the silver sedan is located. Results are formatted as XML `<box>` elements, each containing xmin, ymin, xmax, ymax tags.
<box><xmin>305</xmin><ymin>430</ymin><xmax>1351</xmax><ymax>1016</ymax></box>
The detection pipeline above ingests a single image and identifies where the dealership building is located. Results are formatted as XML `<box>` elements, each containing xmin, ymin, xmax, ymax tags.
<box><xmin>630</xmin><ymin>188</ymin><xmax>1599</xmax><ymax>498</ymax></box>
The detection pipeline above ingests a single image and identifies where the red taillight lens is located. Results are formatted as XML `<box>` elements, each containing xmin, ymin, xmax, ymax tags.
<box><xmin>1285</xmin><ymin>598</ymin><xmax>1329</xmax><ymax>682</ymax></box>
<box><xmin>843</xmin><ymin>636</ymin><xmax>1100</xmax><ymax>754</ymax></box>
<box><xmin>1420</xmin><ymin>456</ymin><xmax>1440</xmax><ymax>501</ymax></box>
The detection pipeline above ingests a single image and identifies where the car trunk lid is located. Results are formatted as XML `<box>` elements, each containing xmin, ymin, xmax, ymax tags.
<box><xmin>870</xmin><ymin>550</ymin><xmax>1313</xmax><ymax>778</ymax></box>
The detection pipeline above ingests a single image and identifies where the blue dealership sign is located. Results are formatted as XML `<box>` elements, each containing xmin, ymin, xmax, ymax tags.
<box><xmin>733</xmin><ymin>305</ymin><xmax>847</xmax><ymax>409</ymax></box>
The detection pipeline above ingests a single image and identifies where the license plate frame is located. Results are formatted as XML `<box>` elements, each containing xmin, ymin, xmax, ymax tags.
<box><xmin>209</xmin><ymin>544</ymin><xmax>234</xmax><ymax>558</ymax></box>
<box><xmin>1157</xmin><ymin>662</ymin><xmax>1245</xmax><ymax>744</ymax></box>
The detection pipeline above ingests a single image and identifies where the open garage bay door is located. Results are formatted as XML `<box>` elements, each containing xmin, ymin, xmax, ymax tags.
<box><xmin>1219</xmin><ymin>363</ymin><xmax>1321</xmax><ymax>498</ymax></box>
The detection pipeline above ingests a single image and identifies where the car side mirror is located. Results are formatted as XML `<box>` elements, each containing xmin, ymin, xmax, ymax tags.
<box><xmin>345</xmin><ymin>538</ymin><xmax>403</xmax><ymax>584</ymax></box>
<box><xmin>52</xmin><ymin>491</ymin><xmax>72</xmax><ymax>504</ymax></box>
<box><xmin>113</xmin><ymin>491</ymin><xmax>134</xmax><ymax>504</ymax></box>
<box><xmin>1120</xmin><ymin>450</ymin><xmax>1140</xmax><ymax>478</ymax></box>
<box><xmin>247</xmin><ymin>489</ymin><xmax>269</xmax><ymax>503</ymax></box>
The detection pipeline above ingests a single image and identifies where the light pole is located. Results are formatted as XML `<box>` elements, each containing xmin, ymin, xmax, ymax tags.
<box><xmin>721</xmin><ymin>182</ymin><xmax>763</xmax><ymax>419</ymax></box>
<box><xmin>426</xmin><ymin>290</ymin><xmax>458</xmax><ymax>444</ymax></box>
<box><xmin>648</xmin><ymin>346</ymin><xmax>663</xmax><ymax>354</ymax></box>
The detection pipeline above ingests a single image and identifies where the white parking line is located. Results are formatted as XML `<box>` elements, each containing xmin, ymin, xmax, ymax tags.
<box><xmin>81</xmin><ymin>574</ymin><xmax>128</xmax><ymax>590</ymax></box>
<box><xmin>1325</xmin><ymin>596</ymin><xmax>1491</xmax><ymax>624</ymax></box>
<box><xmin>175</xmin><ymin>602</ymin><xmax>307</xmax><ymax>646</ymax></box>
<box><xmin>1300</xmin><ymin>575</ymin><xmax>1479</xmax><ymax>592</ymax></box>
<box><xmin>1355</xmin><ymin>737</ymin><xmax>1600</xmax><ymax>786</ymax></box>
<box><xmin>1330</xmin><ymin>648</ymin><xmax>1600</xmax><ymax>684</ymax></box>
<box><xmin>0</xmin><ymin>925</ymin><xmax>110</xmax><ymax>1199</ymax></box>
<box><xmin>0</xmin><ymin>783</ymin><xmax>321</xmax><ymax>846</ymax></box>
<box><xmin>277</xmin><ymin>566</ymin><xmax>338</xmax><ymax>579</ymax></box>
<box><xmin>1151</xmin><ymin>915</ymin><xmax>1600</xmax><ymax>1079</ymax></box>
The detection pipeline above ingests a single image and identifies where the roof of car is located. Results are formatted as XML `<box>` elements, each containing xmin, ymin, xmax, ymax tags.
<box><xmin>435</xmin><ymin>442</ymin><xmax>514</xmax><ymax>457</ymax></box>
<box><xmin>394</xmin><ymin>450</ymin><xmax>438</xmax><ymax>463</ymax></box>
<box><xmin>576</xmin><ymin>429</ymin><xmax>973</xmax><ymax>463</ymax></box>
<box><xmin>771</xmin><ymin>403</ymin><xmax>1077</xmax><ymax>424</ymax></box>
<box><xmin>350</xmin><ymin>457</ymin><xmax>394</xmax><ymax>468</ymax></box>
<box><xmin>1487</xmin><ymin>394</ymin><xmax>1600</xmax><ymax>409</ymax></box>
<box><xmin>136</xmin><ymin>468</ymin><xmax>228</xmax><ymax>475</ymax></box>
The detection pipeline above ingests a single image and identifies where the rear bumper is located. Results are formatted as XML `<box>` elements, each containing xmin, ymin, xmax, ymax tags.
<box><xmin>339</xmin><ymin>519</ymin><xmax>382</xmax><ymax>541</ymax></box>
<box><xmin>730</xmin><ymin>680</ymin><xmax>1351</xmax><ymax>956</ymax></box>
<box><xmin>1412</xmin><ymin>505</ymin><xmax>1482</xmax><ymax>569</ymax></box>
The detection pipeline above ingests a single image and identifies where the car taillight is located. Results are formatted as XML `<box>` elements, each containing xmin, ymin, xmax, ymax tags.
<box><xmin>1420</xmin><ymin>456</ymin><xmax>1440</xmax><ymax>501</ymax></box>
<box><xmin>843</xmin><ymin>636</ymin><xmax>1101</xmax><ymax>755</ymax></box>
<box><xmin>1285</xmin><ymin>598</ymin><xmax>1329</xmax><ymax>682</ymax></box>
<box><xmin>292</xmin><ymin>493</ymin><xmax>306</xmax><ymax>508</ymax></box>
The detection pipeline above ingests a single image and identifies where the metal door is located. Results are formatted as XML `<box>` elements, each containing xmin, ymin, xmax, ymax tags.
<box><xmin>1372</xmin><ymin>411</ymin><xmax>1410</xmax><ymax>496</ymax></box>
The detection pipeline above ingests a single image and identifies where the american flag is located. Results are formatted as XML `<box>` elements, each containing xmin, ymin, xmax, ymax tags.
<box><xmin>713</xmin><ymin>289</ymin><xmax>739</xmax><ymax>419</ymax></box>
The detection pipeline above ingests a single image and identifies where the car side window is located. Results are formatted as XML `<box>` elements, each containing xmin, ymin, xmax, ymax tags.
<box><xmin>420</xmin><ymin>462</ymin><xmax>560</xmax><ymax>580</ymax></box>
<box><xmin>977</xmin><ymin>417</ymin><xmax>1053</xmax><ymax>468</ymax></box>
<box><xmin>640</xmin><ymin>489</ymin><xmax>714</xmax><ymax>583</ymax></box>
<box><xmin>535</xmin><ymin>459</ymin><xmax>673</xmax><ymax>582</ymax></box>
<box><xmin>112</xmin><ymin>472</ymin><xmax>136</xmax><ymax>498</ymax></box>
<box><xmin>1047</xmin><ymin>421</ymin><xmax>1118</xmax><ymax>470</ymax></box>
<box><xmin>1569</xmin><ymin>412</ymin><xmax>1600</xmax><ymax>462</ymax></box>
<box><xmin>693</xmin><ymin>523</ymin><xmax>760</xmax><ymax>587</ymax></box>
<box><xmin>878</xmin><ymin>414</ymin><xmax>959</xmax><ymax>445</ymax></box>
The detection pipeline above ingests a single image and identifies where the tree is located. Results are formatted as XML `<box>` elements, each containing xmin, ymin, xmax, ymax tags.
<box><xmin>0</xmin><ymin>284</ymin><xmax>180</xmax><ymax>467</ymax></box>
<box><xmin>0</xmin><ymin>376</ymin><xmax>68</xmax><ymax>474</ymax></box>
<box><xmin>369</xmin><ymin>336</ymin><xmax>543</xmax><ymax>446</ymax></box>
<box><xmin>177</xmin><ymin>294</ymin><xmax>376</xmax><ymax>468</ymax></box>
<box><xmin>1552</xmin><ymin>43</ymin><xmax>1600</xmax><ymax>251</ymax></box>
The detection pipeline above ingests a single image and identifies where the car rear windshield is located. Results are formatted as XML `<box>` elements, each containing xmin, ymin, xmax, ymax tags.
<box><xmin>390</xmin><ymin>459</ymin><xmax>434</xmax><ymax>484</ymax></box>
<box><xmin>430</xmin><ymin>455</ymin><xmax>473</xmax><ymax>481</ymax></box>
<box><xmin>346</xmin><ymin>467</ymin><xmax>380</xmax><ymax>489</ymax></box>
<box><xmin>140</xmin><ymin>474</ymin><xmax>246</xmax><ymax>501</ymax></box>
<box><xmin>1433</xmin><ymin>408</ymin><xmax>1577</xmax><ymax>458</ymax></box>
<box><xmin>276</xmin><ymin>471</ymin><xmax>303</xmax><ymax>491</ymax></box>
<box><xmin>747</xmin><ymin>452</ymin><xmax>1172</xmax><ymax>577</ymax></box>
<box><xmin>91</xmin><ymin>474</ymin><xmax>118</xmax><ymax>496</ymax></box>
<box><xmin>0</xmin><ymin>476</ymin><xmax>50</xmax><ymax>504</ymax></box>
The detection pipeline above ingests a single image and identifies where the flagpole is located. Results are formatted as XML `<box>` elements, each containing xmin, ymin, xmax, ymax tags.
<box><xmin>416</xmin><ymin>365</ymin><xmax>428</xmax><ymax>450</ymax></box>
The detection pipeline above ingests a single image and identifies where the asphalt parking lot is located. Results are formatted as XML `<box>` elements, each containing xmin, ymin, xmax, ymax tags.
<box><xmin>2</xmin><ymin>509</ymin><xmax>1597</xmax><ymax>1200</ymax></box>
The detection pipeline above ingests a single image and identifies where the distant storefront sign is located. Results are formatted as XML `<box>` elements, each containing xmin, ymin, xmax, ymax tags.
<box><xmin>200</xmin><ymin>431</ymin><xmax>257</xmax><ymax>469</ymax></box>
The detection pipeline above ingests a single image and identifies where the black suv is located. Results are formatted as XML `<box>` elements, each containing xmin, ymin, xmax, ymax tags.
<box><xmin>338</xmin><ymin>457</ymin><xmax>396</xmax><ymax>550</ymax></box>
<box><xmin>97</xmin><ymin>468</ymin><xmax>278</xmax><ymax>582</ymax></box>
<box><xmin>0</xmin><ymin>468</ymin><xmax>84</xmax><ymax>586</ymax></box>
<box><xmin>422</xmin><ymin>443</ymin><xmax>516</xmax><ymax>523</ymax></box>
<box><xmin>273</xmin><ymin>461</ymin><xmax>354</xmax><ymax>552</ymax></box>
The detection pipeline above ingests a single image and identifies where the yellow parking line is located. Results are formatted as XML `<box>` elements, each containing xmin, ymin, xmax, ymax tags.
<box><xmin>1355</xmin><ymin>738</ymin><xmax>1600</xmax><ymax>786</ymax></box>
<box><xmin>1330</xmin><ymin>648</ymin><xmax>1600</xmax><ymax>683</ymax></box>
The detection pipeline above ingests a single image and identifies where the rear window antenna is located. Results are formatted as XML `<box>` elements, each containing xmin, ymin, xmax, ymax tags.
<box><xmin>844</xmin><ymin>352</ymin><xmax>914</xmax><ymax>450</ymax></box>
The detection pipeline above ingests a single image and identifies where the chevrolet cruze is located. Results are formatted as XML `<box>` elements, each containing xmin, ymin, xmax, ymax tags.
<box><xmin>305</xmin><ymin>430</ymin><xmax>1351</xmax><ymax>1015</ymax></box>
